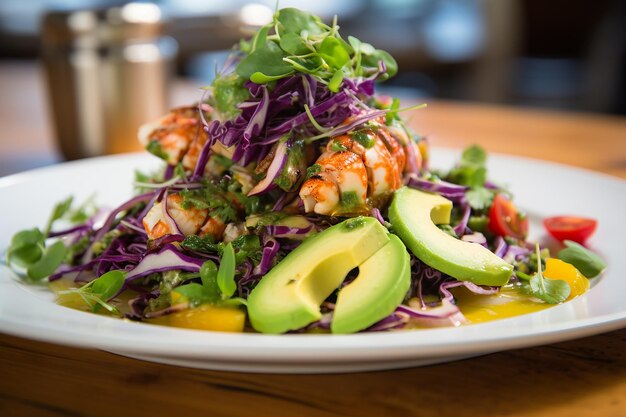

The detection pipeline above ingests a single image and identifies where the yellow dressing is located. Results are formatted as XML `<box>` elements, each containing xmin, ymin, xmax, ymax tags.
<box><xmin>147</xmin><ymin>304</ymin><xmax>246</xmax><ymax>332</ymax></box>
<box><xmin>452</xmin><ymin>285</ymin><xmax>550</xmax><ymax>324</ymax></box>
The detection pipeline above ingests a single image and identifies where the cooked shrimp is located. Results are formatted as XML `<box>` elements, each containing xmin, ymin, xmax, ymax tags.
<box><xmin>377</xmin><ymin>127</ymin><xmax>406</xmax><ymax>179</ymax></box>
<box><xmin>166</xmin><ymin>194</ymin><xmax>209</xmax><ymax>236</ymax></box>
<box><xmin>138</xmin><ymin>106</ymin><xmax>209</xmax><ymax>166</ymax></box>
<box><xmin>182</xmin><ymin>131</ymin><xmax>208</xmax><ymax>172</ymax></box>
<box><xmin>142</xmin><ymin>194</ymin><xmax>208</xmax><ymax>239</ymax></box>
<box><xmin>300</xmin><ymin>149</ymin><xmax>368</xmax><ymax>215</ymax></box>
<box><xmin>142</xmin><ymin>202</ymin><xmax>171</xmax><ymax>240</ymax></box>
<box><xmin>199</xmin><ymin>215</ymin><xmax>227</xmax><ymax>241</ymax></box>
<box><xmin>329</xmin><ymin>131</ymin><xmax>400</xmax><ymax>200</ymax></box>
<box><xmin>299</xmin><ymin>171</ymin><xmax>340</xmax><ymax>215</ymax></box>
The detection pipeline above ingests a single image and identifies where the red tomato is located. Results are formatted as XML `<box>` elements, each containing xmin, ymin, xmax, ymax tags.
<box><xmin>543</xmin><ymin>216</ymin><xmax>597</xmax><ymax>245</ymax></box>
<box><xmin>488</xmin><ymin>194</ymin><xmax>529</xmax><ymax>240</ymax></box>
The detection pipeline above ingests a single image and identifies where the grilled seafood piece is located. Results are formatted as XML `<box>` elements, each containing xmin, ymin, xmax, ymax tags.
<box><xmin>299</xmin><ymin>149</ymin><xmax>369</xmax><ymax>215</ymax></box>
<box><xmin>299</xmin><ymin>120</ymin><xmax>423</xmax><ymax>214</ymax></box>
<box><xmin>142</xmin><ymin>193</ymin><xmax>225</xmax><ymax>241</ymax></box>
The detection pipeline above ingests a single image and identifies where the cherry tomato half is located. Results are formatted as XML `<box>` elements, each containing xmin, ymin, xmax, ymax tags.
<box><xmin>543</xmin><ymin>216</ymin><xmax>597</xmax><ymax>245</ymax></box>
<box><xmin>488</xmin><ymin>194</ymin><xmax>529</xmax><ymax>240</ymax></box>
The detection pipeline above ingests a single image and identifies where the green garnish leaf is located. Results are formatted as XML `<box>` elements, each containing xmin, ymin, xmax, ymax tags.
<box><xmin>276</xmin><ymin>7</ymin><xmax>324</xmax><ymax>36</ymax></box>
<box><xmin>250</xmin><ymin>71</ymin><xmax>293</xmax><ymax>84</ymax></box>
<box><xmin>231</xmin><ymin>234</ymin><xmax>262</xmax><ymax>264</ymax></box>
<box><xmin>236</xmin><ymin>41</ymin><xmax>293</xmax><ymax>79</ymax></box>
<box><xmin>318</xmin><ymin>37</ymin><xmax>350</xmax><ymax>70</ymax></box>
<box><xmin>527</xmin><ymin>244</ymin><xmax>570</xmax><ymax>304</ymax></box>
<box><xmin>558</xmin><ymin>240</ymin><xmax>606</xmax><ymax>278</ymax></box>
<box><xmin>330</xmin><ymin>140</ymin><xmax>348</xmax><ymax>152</ymax></box>
<box><xmin>146</xmin><ymin>140</ymin><xmax>169</xmax><ymax>161</ymax></box>
<box><xmin>181</xmin><ymin>235</ymin><xmax>220</xmax><ymax>254</ymax></box>
<box><xmin>234</xmin><ymin>8</ymin><xmax>396</xmax><ymax>84</ymax></box>
<box><xmin>461</xmin><ymin>144</ymin><xmax>487</xmax><ymax>166</ymax></box>
<box><xmin>172</xmin><ymin>283</ymin><xmax>214</xmax><ymax>307</ymax></box>
<box><xmin>200</xmin><ymin>260</ymin><xmax>220</xmax><ymax>298</ymax></box>
<box><xmin>385</xmin><ymin>97</ymin><xmax>401</xmax><ymax>125</ymax></box>
<box><xmin>26</xmin><ymin>240</ymin><xmax>67</xmax><ymax>280</ymax></box>
<box><xmin>350</xmin><ymin>130</ymin><xmax>375</xmax><ymax>149</ymax></box>
<box><xmin>45</xmin><ymin>196</ymin><xmax>74</xmax><ymax>235</ymax></box>
<box><xmin>328</xmin><ymin>70</ymin><xmax>344</xmax><ymax>93</ymax></box>
<box><xmin>362</xmin><ymin>49</ymin><xmax>397</xmax><ymax>79</ymax></box>
<box><xmin>465</xmin><ymin>187</ymin><xmax>494</xmax><ymax>210</ymax></box>
<box><xmin>529</xmin><ymin>274</ymin><xmax>570</xmax><ymax>304</ymax></box>
<box><xmin>272</xmin><ymin>140</ymin><xmax>306</xmax><ymax>192</ymax></box>
<box><xmin>251</xmin><ymin>25</ymin><xmax>269</xmax><ymax>53</ymax></box>
<box><xmin>306</xmin><ymin>163</ymin><xmax>322</xmax><ymax>179</ymax></box>
<box><xmin>211</xmin><ymin>73</ymin><xmax>251</xmax><ymax>120</ymax></box>
<box><xmin>339</xmin><ymin>191</ymin><xmax>363</xmax><ymax>213</ymax></box>
<box><xmin>7</xmin><ymin>228</ymin><xmax>45</xmax><ymax>268</ymax></box>
<box><xmin>279</xmin><ymin>32</ymin><xmax>311</xmax><ymax>55</ymax></box>
<box><xmin>89</xmin><ymin>270</ymin><xmax>125</xmax><ymax>302</ymax></box>
<box><xmin>217</xmin><ymin>242</ymin><xmax>237</xmax><ymax>299</ymax></box>
<box><xmin>58</xmin><ymin>270</ymin><xmax>125</xmax><ymax>315</ymax></box>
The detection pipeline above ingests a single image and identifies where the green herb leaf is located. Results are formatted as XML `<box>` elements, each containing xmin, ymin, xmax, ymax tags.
<box><xmin>279</xmin><ymin>32</ymin><xmax>311</xmax><ymax>55</ymax></box>
<box><xmin>330</xmin><ymin>140</ymin><xmax>348</xmax><ymax>152</ymax></box>
<box><xmin>276</xmin><ymin>8</ymin><xmax>324</xmax><ymax>36</ymax></box>
<box><xmin>251</xmin><ymin>25</ymin><xmax>269</xmax><ymax>53</ymax></box>
<box><xmin>26</xmin><ymin>240</ymin><xmax>67</xmax><ymax>280</ymax></box>
<box><xmin>231</xmin><ymin>235</ymin><xmax>262</xmax><ymax>264</ymax></box>
<box><xmin>236</xmin><ymin>41</ymin><xmax>293</xmax><ymax>80</ymax></box>
<box><xmin>328</xmin><ymin>70</ymin><xmax>344</xmax><ymax>93</ymax></box>
<box><xmin>211</xmin><ymin>73</ymin><xmax>251</xmax><ymax>119</ymax></box>
<box><xmin>385</xmin><ymin>98</ymin><xmax>401</xmax><ymax>125</ymax></box>
<box><xmin>90</xmin><ymin>270</ymin><xmax>125</xmax><ymax>302</ymax></box>
<box><xmin>146</xmin><ymin>140</ymin><xmax>169</xmax><ymax>161</ymax></box>
<box><xmin>361</xmin><ymin>49</ymin><xmax>398</xmax><ymax>79</ymax></box>
<box><xmin>181</xmin><ymin>235</ymin><xmax>220</xmax><ymax>254</ymax></box>
<box><xmin>217</xmin><ymin>242</ymin><xmax>237</xmax><ymax>299</ymax></box>
<box><xmin>44</xmin><ymin>196</ymin><xmax>73</xmax><ymax>235</ymax></box>
<box><xmin>461</xmin><ymin>145</ymin><xmax>487</xmax><ymax>166</ymax></box>
<box><xmin>527</xmin><ymin>244</ymin><xmax>570</xmax><ymax>304</ymax></box>
<box><xmin>558</xmin><ymin>240</ymin><xmax>606</xmax><ymax>278</ymax></box>
<box><xmin>306</xmin><ymin>163</ymin><xmax>322</xmax><ymax>179</ymax></box>
<box><xmin>200</xmin><ymin>260</ymin><xmax>220</xmax><ymax>299</ymax></box>
<box><xmin>466</xmin><ymin>187</ymin><xmax>494</xmax><ymax>210</ymax></box>
<box><xmin>446</xmin><ymin>145</ymin><xmax>488</xmax><ymax>188</ymax></box>
<box><xmin>350</xmin><ymin>130</ymin><xmax>375</xmax><ymax>149</ymax></box>
<box><xmin>318</xmin><ymin>37</ymin><xmax>350</xmax><ymax>70</ymax></box>
<box><xmin>250</xmin><ymin>71</ymin><xmax>293</xmax><ymax>84</ymax></box>
<box><xmin>339</xmin><ymin>191</ymin><xmax>363</xmax><ymax>213</ymax></box>
<box><xmin>273</xmin><ymin>140</ymin><xmax>306</xmax><ymax>192</ymax></box>
<box><xmin>7</xmin><ymin>228</ymin><xmax>45</xmax><ymax>268</ymax></box>
<box><xmin>529</xmin><ymin>274</ymin><xmax>570</xmax><ymax>304</ymax></box>
<box><xmin>172</xmin><ymin>283</ymin><xmax>214</xmax><ymax>307</ymax></box>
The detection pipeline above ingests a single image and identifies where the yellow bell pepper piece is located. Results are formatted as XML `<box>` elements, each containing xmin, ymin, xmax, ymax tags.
<box><xmin>543</xmin><ymin>258</ymin><xmax>589</xmax><ymax>300</ymax></box>
<box><xmin>167</xmin><ymin>304</ymin><xmax>246</xmax><ymax>332</ymax></box>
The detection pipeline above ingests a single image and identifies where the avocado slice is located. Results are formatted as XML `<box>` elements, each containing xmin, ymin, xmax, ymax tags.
<box><xmin>247</xmin><ymin>217</ymin><xmax>391</xmax><ymax>334</ymax></box>
<box><xmin>331</xmin><ymin>234</ymin><xmax>411</xmax><ymax>334</ymax></box>
<box><xmin>389</xmin><ymin>186</ymin><xmax>513</xmax><ymax>286</ymax></box>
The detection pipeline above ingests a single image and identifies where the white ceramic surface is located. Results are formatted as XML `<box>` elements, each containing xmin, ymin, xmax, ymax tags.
<box><xmin>1</xmin><ymin>149</ymin><xmax>625</xmax><ymax>374</ymax></box>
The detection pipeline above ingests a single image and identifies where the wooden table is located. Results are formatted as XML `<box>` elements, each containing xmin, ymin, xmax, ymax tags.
<box><xmin>1</xmin><ymin>62</ymin><xmax>626</xmax><ymax>417</ymax></box>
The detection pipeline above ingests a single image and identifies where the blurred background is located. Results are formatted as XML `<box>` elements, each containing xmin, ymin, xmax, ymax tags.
<box><xmin>0</xmin><ymin>0</ymin><xmax>624</xmax><ymax>175</ymax></box>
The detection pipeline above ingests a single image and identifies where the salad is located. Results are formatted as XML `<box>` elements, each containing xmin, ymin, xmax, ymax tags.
<box><xmin>6</xmin><ymin>8</ymin><xmax>606</xmax><ymax>334</ymax></box>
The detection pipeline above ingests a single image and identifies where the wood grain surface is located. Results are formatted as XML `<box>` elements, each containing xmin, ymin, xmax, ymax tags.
<box><xmin>1</xmin><ymin>62</ymin><xmax>626</xmax><ymax>417</ymax></box>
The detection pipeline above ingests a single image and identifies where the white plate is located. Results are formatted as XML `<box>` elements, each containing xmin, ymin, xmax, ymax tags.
<box><xmin>1</xmin><ymin>149</ymin><xmax>625</xmax><ymax>374</ymax></box>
